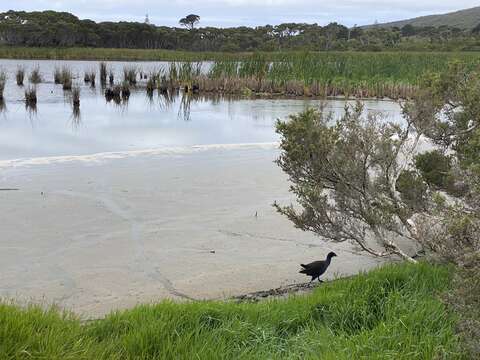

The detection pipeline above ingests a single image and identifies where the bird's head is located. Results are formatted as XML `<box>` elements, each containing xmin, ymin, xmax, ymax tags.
<box><xmin>327</xmin><ymin>252</ymin><xmax>338</xmax><ymax>259</ymax></box>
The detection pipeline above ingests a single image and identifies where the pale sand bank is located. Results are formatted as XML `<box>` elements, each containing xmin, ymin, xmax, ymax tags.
<box><xmin>0</xmin><ymin>145</ymin><xmax>388</xmax><ymax>318</ymax></box>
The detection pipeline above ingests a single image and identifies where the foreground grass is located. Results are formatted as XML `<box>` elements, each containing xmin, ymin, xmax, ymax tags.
<box><xmin>0</xmin><ymin>262</ymin><xmax>463</xmax><ymax>359</ymax></box>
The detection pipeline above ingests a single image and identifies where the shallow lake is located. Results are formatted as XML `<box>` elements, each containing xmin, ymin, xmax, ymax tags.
<box><xmin>0</xmin><ymin>60</ymin><xmax>403</xmax><ymax>160</ymax></box>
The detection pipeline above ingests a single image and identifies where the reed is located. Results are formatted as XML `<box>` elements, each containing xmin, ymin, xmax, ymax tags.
<box><xmin>99</xmin><ymin>62</ymin><xmax>108</xmax><ymax>85</ymax></box>
<box><xmin>123</xmin><ymin>66</ymin><xmax>137</xmax><ymax>85</ymax></box>
<box><xmin>0</xmin><ymin>71</ymin><xmax>6</xmax><ymax>100</ymax></box>
<box><xmin>54</xmin><ymin>67</ymin><xmax>62</xmax><ymax>84</ymax></box>
<box><xmin>25</xmin><ymin>86</ymin><xmax>37</xmax><ymax>106</ymax></box>
<box><xmin>16</xmin><ymin>67</ymin><xmax>25</xmax><ymax>86</ymax></box>
<box><xmin>146</xmin><ymin>76</ymin><xmax>156</xmax><ymax>96</ymax></box>
<box><xmin>61</xmin><ymin>67</ymin><xmax>73</xmax><ymax>90</ymax></box>
<box><xmin>109</xmin><ymin>70</ymin><xmax>114</xmax><ymax>85</ymax></box>
<box><xmin>121</xmin><ymin>81</ymin><xmax>131</xmax><ymax>99</ymax></box>
<box><xmin>29</xmin><ymin>66</ymin><xmax>42</xmax><ymax>84</ymax></box>
<box><xmin>84</xmin><ymin>70</ymin><xmax>96</xmax><ymax>86</ymax></box>
<box><xmin>105</xmin><ymin>85</ymin><xmax>121</xmax><ymax>102</ymax></box>
<box><xmin>72</xmin><ymin>86</ymin><xmax>80</xmax><ymax>107</ymax></box>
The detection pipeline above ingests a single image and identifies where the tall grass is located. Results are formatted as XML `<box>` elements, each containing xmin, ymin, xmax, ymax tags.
<box><xmin>0</xmin><ymin>263</ymin><xmax>464</xmax><ymax>359</ymax></box>
<box><xmin>99</xmin><ymin>62</ymin><xmax>107</xmax><ymax>85</ymax></box>
<box><xmin>16</xmin><ymin>67</ymin><xmax>25</xmax><ymax>86</ymax></box>
<box><xmin>29</xmin><ymin>66</ymin><xmax>42</xmax><ymax>84</ymax></box>
<box><xmin>84</xmin><ymin>70</ymin><xmax>96</xmax><ymax>86</ymax></box>
<box><xmin>0</xmin><ymin>71</ymin><xmax>6</xmax><ymax>100</ymax></box>
<box><xmin>71</xmin><ymin>86</ymin><xmax>80</xmax><ymax>107</ymax></box>
<box><xmin>123</xmin><ymin>66</ymin><xmax>137</xmax><ymax>85</ymax></box>
<box><xmin>24</xmin><ymin>86</ymin><xmax>37</xmax><ymax>110</ymax></box>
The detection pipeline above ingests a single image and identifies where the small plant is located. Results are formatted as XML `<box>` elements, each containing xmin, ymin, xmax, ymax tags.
<box><xmin>25</xmin><ymin>86</ymin><xmax>37</xmax><ymax>107</ymax></box>
<box><xmin>123</xmin><ymin>66</ymin><xmax>137</xmax><ymax>85</ymax></box>
<box><xmin>16</xmin><ymin>67</ymin><xmax>25</xmax><ymax>86</ymax></box>
<box><xmin>54</xmin><ymin>67</ymin><xmax>62</xmax><ymax>84</ymax></box>
<box><xmin>121</xmin><ymin>81</ymin><xmax>131</xmax><ymax>99</ymax></box>
<box><xmin>146</xmin><ymin>77</ymin><xmax>156</xmax><ymax>96</ymax></box>
<box><xmin>105</xmin><ymin>85</ymin><xmax>121</xmax><ymax>103</ymax></box>
<box><xmin>29</xmin><ymin>66</ymin><xmax>42</xmax><ymax>84</ymax></box>
<box><xmin>72</xmin><ymin>86</ymin><xmax>80</xmax><ymax>107</ymax></box>
<box><xmin>100</xmin><ymin>62</ymin><xmax>108</xmax><ymax>85</ymax></box>
<box><xmin>84</xmin><ymin>70</ymin><xmax>96</xmax><ymax>86</ymax></box>
<box><xmin>61</xmin><ymin>68</ymin><xmax>73</xmax><ymax>90</ymax></box>
<box><xmin>0</xmin><ymin>71</ymin><xmax>6</xmax><ymax>100</ymax></box>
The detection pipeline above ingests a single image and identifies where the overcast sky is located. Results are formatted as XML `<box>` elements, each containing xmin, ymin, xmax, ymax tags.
<box><xmin>2</xmin><ymin>1</ymin><xmax>479</xmax><ymax>27</ymax></box>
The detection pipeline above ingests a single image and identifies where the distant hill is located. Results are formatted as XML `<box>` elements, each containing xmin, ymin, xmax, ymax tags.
<box><xmin>365</xmin><ymin>6</ymin><xmax>480</xmax><ymax>30</ymax></box>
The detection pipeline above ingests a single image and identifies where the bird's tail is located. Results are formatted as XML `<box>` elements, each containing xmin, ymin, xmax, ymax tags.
<box><xmin>299</xmin><ymin>264</ymin><xmax>309</xmax><ymax>274</ymax></box>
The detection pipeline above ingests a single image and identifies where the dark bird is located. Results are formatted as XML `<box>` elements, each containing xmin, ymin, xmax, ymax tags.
<box><xmin>299</xmin><ymin>252</ymin><xmax>337</xmax><ymax>283</ymax></box>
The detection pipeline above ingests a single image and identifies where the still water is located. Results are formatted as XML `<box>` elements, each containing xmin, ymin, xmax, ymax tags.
<box><xmin>0</xmin><ymin>60</ymin><xmax>403</xmax><ymax>160</ymax></box>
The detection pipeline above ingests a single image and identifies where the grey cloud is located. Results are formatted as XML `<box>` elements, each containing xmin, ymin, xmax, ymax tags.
<box><xmin>2</xmin><ymin>0</ymin><xmax>479</xmax><ymax>27</ymax></box>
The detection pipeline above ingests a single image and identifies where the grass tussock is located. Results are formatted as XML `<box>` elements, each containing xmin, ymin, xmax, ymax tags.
<box><xmin>29</xmin><ymin>66</ymin><xmax>42</xmax><ymax>84</ymax></box>
<box><xmin>84</xmin><ymin>70</ymin><xmax>96</xmax><ymax>86</ymax></box>
<box><xmin>123</xmin><ymin>66</ymin><xmax>137</xmax><ymax>85</ymax></box>
<box><xmin>0</xmin><ymin>263</ymin><xmax>464</xmax><ymax>359</ymax></box>
<box><xmin>71</xmin><ymin>86</ymin><xmax>80</xmax><ymax>107</ymax></box>
<box><xmin>24</xmin><ymin>86</ymin><xmax>37</xmax><ymax>108</ymax></box>
<box><xmin>99</xmin><ymin>62</ymin><xmax>108</xmax><ymax>85</ymax></box>
<box><xmin>0</xmin><ymin>71</ymin><xmax>6</xmax><ymax>100</ymax></box>
<box><xmin>16</xmin><ymin>67</ymin><xmax>25</xmax><ymax>86</ymax></box>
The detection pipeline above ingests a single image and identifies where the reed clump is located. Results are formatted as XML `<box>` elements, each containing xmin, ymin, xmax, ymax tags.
<box><xmin>25</xmin><ymin>86</ymin><xmax>37</xmax><ymax>107</ymax></box>
<box><xmin>54</xmin><ymin>67</ymin><xmax>62</xmax><ymax>84</ymax></box>
<box><xmin>100</xmin><ymin>62</ymin><xmax>108</xmax><ymax>85</ymax></box>
<box><xmin>105</xmin><ymin>85</ymin><xmax>121</xmax><ymax>103</ymax></box>
<box><xmin>121</xmin><ymin>81</ymin><xmax>131</xmax><ymax>99</ymax></box>
<box><xmin>72</xmin><ymin>85</ymin><xmax>80</xmax><ymax>107</ymax></box>
<box><xmin>60</xmin><ymin>68</ymin><xmax>73</xmax><ymax>90</ymax></box>
<box><xmin>84</xmin><ymin>70</ymin><xmax>96</xmax><ymax>86</ymax></box>
<box><xmin>123</xmin><ymin>66</ymin><xmax>137</xmax><ymax>85</ymax></box>
<box><xmin>146</xmin><ymin>76</ymin><xmax>156</xmax><ymax>96</ymax></box>
<box><xmin>29</xmin><ymin>66</ymin><xmax>42</xmax><ymax>84</ymax></box>
<box><xmin>0</xmin><ymin>71</ymin><xmax>6</xmax><ymax>100</ymax></box>
<box><xmin>16</xmin><ymin>67</ymin><xmax>25</xmax><ymax>86</ymax></box>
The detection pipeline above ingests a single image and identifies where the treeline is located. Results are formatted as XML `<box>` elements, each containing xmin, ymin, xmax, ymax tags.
<box><xmin>1</xmin><ymin>10</ymin><xmax>480</xmax><ymax>52</ymax></box>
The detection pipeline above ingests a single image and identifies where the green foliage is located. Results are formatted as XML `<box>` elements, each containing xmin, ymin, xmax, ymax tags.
<box><xmin>0</xmin><ymin>263</ymin><xmax>463</xmax><ymax>359</ymax></box>
<box><xmin>396</xmin><ymin>170</ymin><xmax>427</xmax><ymax>211</ymax></box>
<box><xmin>415</xmin><ymin>150</ymin><xmax>454</xmax><ymax>190</ymax></box>
<box><xmin>274</xmin><ymin>105</ymin><xmax>423</xmax><ymax>260</ymax></box>
<box><xmin>0</xmin><ymin>10</ymin><xmax>479</xmax><ymax>52</ymax></box>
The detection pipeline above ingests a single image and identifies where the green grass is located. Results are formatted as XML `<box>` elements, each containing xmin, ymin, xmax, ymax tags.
<box><xmin>2</xmin><ymin>48</ymin><xmax>479</xmax><ymax>98</ymax></box>
<box><xmin>0</xmin><ymin>47</ymin><xmax>254</xmax><ymax>61</ymax></box>
<box><xmin>0</xmin><ymin>262</ymin><xmax>464</xmax><ymax>359</ymax></box>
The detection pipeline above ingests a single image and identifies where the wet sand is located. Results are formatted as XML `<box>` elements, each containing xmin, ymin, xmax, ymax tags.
<box><xmin>0</xmin><ymin>145</ymin><xmax>387</xmax><ymax>318</ymax></box>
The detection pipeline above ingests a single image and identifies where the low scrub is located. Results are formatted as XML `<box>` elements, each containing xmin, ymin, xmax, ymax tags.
<box><xmin>0</xmin><ymin>263</ymin><xmax>463</xmax><ymax>359</ymax></box>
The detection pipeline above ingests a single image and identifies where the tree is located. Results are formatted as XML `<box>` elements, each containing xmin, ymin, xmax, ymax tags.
<box><xmin>472</xmin><ymin>23</ymin><xmax>480</xmax><ymax>35</ymax></box>
<box><xmin>274</xmin><ymin>104</ymin><xmax>424</xmax><ymax>262</ymax></box>
<box><xmin>179</xmin><ymin>14</ymin><xmax>200</xmax><ymax>30</ymax></box>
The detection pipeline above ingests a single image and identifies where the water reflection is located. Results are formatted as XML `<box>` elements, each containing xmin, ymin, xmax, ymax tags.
<box><xmin>0</xmin><ymin>58</ymin><xmax>404</xmax><ymax>160</ymax></box>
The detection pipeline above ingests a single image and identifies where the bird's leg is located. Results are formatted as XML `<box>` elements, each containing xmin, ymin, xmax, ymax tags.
<box><xmin>318</xmin><ymin>278</ymin><xmax>323</xmax><ymax>283</ymax></box>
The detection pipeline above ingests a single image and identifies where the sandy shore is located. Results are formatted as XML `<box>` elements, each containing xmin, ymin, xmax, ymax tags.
<box><xmin>0</xmin><ymin>145</ymin><xmax>387</xmax><ymax>318</ymax></box>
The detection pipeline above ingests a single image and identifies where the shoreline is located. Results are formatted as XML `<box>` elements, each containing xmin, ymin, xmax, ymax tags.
<box><xmin>0</xmin><ymin>146</ymin><xmax>391</xmax><ymax>318</ymax></box>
